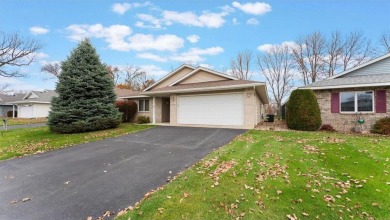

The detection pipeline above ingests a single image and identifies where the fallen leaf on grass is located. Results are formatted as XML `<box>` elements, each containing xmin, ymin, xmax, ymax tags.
<box><xmin>276</xmin><ymin>190</ymin><xmax>282</xmax><ymax>195</ymax></box>
<box><xmin>302</xmin><ymin>212</ymin><xmax>309</xmax><ymax>217</ymax></box>
<box><xmin>166</xmin><ymin>196</ymin><xmax>172</xmax><ymax>199</ymax></box>
<box><xmin>323</xmin><ymin>195</ymin><xmax>335</xmax><ymax>203</ymax></box>
<box><xmin>287</xmin><ymin>214</ymin><xmax>298</xmax><ymax>220</ymax></box>
<box><xmin>183</xmin><ymin>192</ymin><xmax>190</xmax><ymax>198</ymax></box>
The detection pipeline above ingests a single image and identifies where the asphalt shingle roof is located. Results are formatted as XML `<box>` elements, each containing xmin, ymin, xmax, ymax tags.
<box><xmin>302</xmin><ymin>74</ymin><xmax>390</xmax><ymax>89</ymax></box>
<box><xmin>146</xmin><ymin>80</ymin><xmax>261</xmax><ymax>93</ymax></box>
<box><xmin>0</xmin><ymin>93</ymin><xmax>25</xmax><ymax>104</ymax></box>
<box><xmin>29</xmin><ymin>90</ymin><xmax>58</xmax><ymax>102</ymax></box>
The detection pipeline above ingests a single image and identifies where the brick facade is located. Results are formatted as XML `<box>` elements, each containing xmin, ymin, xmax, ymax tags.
<box><xmin>314</xmin><ymin>87</ymin><xmax>390</xmax><ymax>132</ymax></box>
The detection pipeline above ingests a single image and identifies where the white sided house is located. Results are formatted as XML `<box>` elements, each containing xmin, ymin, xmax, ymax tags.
<box><xmin>301</xmin><ymin>53</ymin><xmax>390</xmax><ymax>132</ymax></box>
<box><xmin>119</xmin><ymin>65</ymin><xmax>269</xmax><ymax>129</ymax></box>
<box><xmin>8</xmin><ymin>90</ymin><xmax>57</xmax><ymax>118</ymax></box>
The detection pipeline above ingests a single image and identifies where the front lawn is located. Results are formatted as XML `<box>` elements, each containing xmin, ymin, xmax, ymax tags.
<box><xmin>118</xmin><ymin>130</ymin><xmax>390</xmax><ymax>220</ymax></box>
<box><xmin>2</xmin><ymin>117</ymin><xmax>48</xmax><ymax>125</ymax></box>
<box><xmin>0</xmin><ymin>123</ymin><xmax>154</xmax><ymax>161</ymax></box>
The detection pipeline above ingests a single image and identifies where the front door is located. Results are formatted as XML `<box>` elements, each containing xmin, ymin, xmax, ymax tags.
<box><xmin>162</xmin><ymin>98</ymin><xmax>170</xmax><ymax>122</ymax></box>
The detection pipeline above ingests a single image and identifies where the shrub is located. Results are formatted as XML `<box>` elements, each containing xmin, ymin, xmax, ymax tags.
<box><xmin>136</xmin><ymin>116</ymin><xmax>150</xmax><ymax>124</ymax></box>
<box><xmin>115</xmin><ymin>100</ymin><xmax>137</xmax><ymax>122</ymax></box>
<box><xmin>6</xmin><ymin>111</ymin><xmax>17</xmax><ymax>117</ymax></box>
<box><xmin>319</xmin><ymin>124</ymin><xmax>336</xmax><ymax>132</ymax></box>
<box><xmin>286</xmin><ymin>90</ymin><xmax>322</xmax><ymax>131</ymax></box>
<box><xmin>371</xmin><ymin>117</ymin><xmax>390</xmax><ymax>135</ymax></box>
<box><xmin>48</xmin><ymin>39</ymin><xmax>121</xmax><ymax>133</ymax></box>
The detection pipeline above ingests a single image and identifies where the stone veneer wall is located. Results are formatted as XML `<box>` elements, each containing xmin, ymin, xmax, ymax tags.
<box><xmin>314</xmin><ymin>87</ymin><xmax>390</xmax><ymax>132</ymax></box>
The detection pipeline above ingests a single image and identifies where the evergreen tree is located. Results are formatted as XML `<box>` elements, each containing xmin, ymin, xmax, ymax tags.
<box><xmin>48</xmin><ymin>39</ymin><xmax>121</xmax><ymax>133</ymax></box>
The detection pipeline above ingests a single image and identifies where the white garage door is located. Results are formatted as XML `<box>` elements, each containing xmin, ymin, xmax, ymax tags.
<box><xmin>19</xmin><ymin>105</ymin><xmax>33</xmax><ymax>118</ymax></box>
<box><xmin>178</xmin><ymin>93</ymin><xmax>244</xmax><ymax>126</ymax></box>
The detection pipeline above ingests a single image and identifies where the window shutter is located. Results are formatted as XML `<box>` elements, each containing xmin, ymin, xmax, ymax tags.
<box><xmin>375</xmin><ymin>90</ymin><xmax>387</xmax><ymax>113</ymax></box>
<box><xmin>331</xmin><ymin>92</ymin><xmax>340</xmax><ymax>113</ymax></box>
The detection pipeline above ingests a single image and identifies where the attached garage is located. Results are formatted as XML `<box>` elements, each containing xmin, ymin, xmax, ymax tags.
<box><xmin>18</xmin><ymin>105</ymin><xmax>34</xmax><ymax>118</ymax></box>
<box><xmin>177</xmin><ymin>93</ymin><xmax>244</xmax><ymax>126</ymax></box>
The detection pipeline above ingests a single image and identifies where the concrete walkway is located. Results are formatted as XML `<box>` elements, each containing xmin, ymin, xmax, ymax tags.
<box><xmin>0</xmin><ymin>126</ymin><xmax>246</xmax><ymax>220</ymax></box>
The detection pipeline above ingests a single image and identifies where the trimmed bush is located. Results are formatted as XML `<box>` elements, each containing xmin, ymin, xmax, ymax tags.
<box><xmin>48</xmin><ymin>39</ymin><xmax>121</xmax><ymax>133</ymax></box>
<box><xmin>371</xmin><ymin>117</ymin><xmax>390</xmax><ymax>135</ymax></box>
<box><xmin>320</xmin><ymin>124</ymin><xmax>336</xmax><ymax>132</ymax></box>
<box><xmin>136</xmin><ymin>116</ymin><xmax>150</xmax><ymax>124</ymax></box>
<box><xmin>286</xmin><ymin>90</ymin><xmax>322</xmax><ymax>131</ymax></box>
<box><xmin>115</xmin><ymin>100</ymin><xmax>137</xmax><ymax>122</ymax></box>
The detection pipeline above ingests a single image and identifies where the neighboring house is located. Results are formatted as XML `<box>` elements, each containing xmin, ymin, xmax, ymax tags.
<box><xmin>301</xmin><ymin>53</ymin><xmax>390</xmax><ymax>132</ymax></box>
<box><xmin>118</xmin><ymin>64</ymin><xmax>269</xmax><ymax>128</ymax></box>
<box><xmin>7</xmin><ymin>90</ymin><xmax>57</xmax><ymax>118</ymax></box>
<box><xmin>0</xmin><ymin>93</ymin><xmax>25</xmax><ymax>117</ymax></box>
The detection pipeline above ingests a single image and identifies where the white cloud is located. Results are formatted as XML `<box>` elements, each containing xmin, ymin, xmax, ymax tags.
<box><xmin>135</xmin><ymin>14</ymin><xmax>162</xmax><ymax>29</ymax></box>
<box><xmin>66</xmin><ymin>24</ymin><xmax>133</xmax><ymax>51</ymax></box>
<box><xmin>163</xmin><ymin>10</ymin><xmax>227</xmax><ymax>28</ymax></box>
<box><xmin>112</xmin><ymin>3</ymin><xmax>131</xmax><ymax>15</ymax></box>
<box><xmin>0</xmin><ymin>76</ymin><xmax>52</xmax><ymax>91</ymax></box>
<box><xmin>170</xmin><ymin>47</ymin><xmax>224</xmax><ymax>63</ymax></box>
<box><xmin>112</xmin><ymin>2</ymin><xmax>151</xmax><ymax>15</ymax></box>
<box><xmin>29</xmin><ymin>26</ymin><xmax>49</xmax><ymax>35</ymax></box>
<box><xmin>139</xmin><ymin>64</ymin><xmax>168</xmax><ymax>76</ymax></box>
<box><xmin>246</xmin><ymin>18</ymin><xmax>259</xmax><ymax>25</ymax></box>
<box><xmin>186</xmin><ymin>35</ymin><xmax>200</xmax><ymax>43</ymax></box>
<box><xmin>232</xmin><ymin>1</ymin><xmax>271</xmax><ymax>15</ymax></box>
<box><xmin>136</xmin><ymin>53</ymin><xmax>167</xmax><ymax>62</ymax></box>
<box><xmin>127</xmin><ymin>34</ymin><xmax>184</xmax><ymax>51</ymax></box>
<box><xmin>257</xmin><ymin>41</ymin><xmax>298</xmax><ymax>53</ymax></box>
<box><xmin>199</xmin><ymin>63</ymin><xmax>214</xmax><ymax>69</ymax></box>
<box><xmin>232</xmin><ymin>18</ymin><xmax>239</xmax><ymax>25</ymax></box>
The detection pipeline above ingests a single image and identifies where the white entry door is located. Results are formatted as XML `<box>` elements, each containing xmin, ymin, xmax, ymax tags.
<box><xmin>19</xmin><ymin>105</ymin><xmax>34</xmax><ymax>118</ymax></box>
<box><xmin>177</xmin><ymin>93</ymin><xmax>244</xmax><ymax>126</ymax></box>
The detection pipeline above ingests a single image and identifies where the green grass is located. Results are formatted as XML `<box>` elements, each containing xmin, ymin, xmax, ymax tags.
<box><xmin>0</xmin><ymin>123</ymin><xmax>154</xmax><ymax>161</ymax></box>
<box><xmin>117</xmin><ymin>130</ymin><xmax>390</xmax><ymax>220</ymax></box>
<box><xmin>2</xmin><ymin>117</ymin><xmax>48</xmax><ymax>125</ymax></box>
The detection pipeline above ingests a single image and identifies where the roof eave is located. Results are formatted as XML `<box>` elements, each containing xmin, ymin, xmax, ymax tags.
<box><xmin>300</xmin><ymin>82</ymin><xmax>390</xmax><ymax>90</ymax></box>
<box><xmin>141</xmin><ymin>83</ymin><xmax>266</xmax><ymax>95</ymax></box>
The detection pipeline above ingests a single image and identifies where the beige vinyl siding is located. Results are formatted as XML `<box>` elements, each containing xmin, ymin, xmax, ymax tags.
<box><xmin>33</xmin><ymin>103</ymin><xmax>51</xmax><ymax>118</ymax></box>
<box><xmin>178</xmin><ymin>70</ymin><xmax>230</xmax><ymax>85</ymax></box>
<box><xmin>341</xmin><ymin>57</ymin><xmax>390</xmax><ymax>77</ymax></box>
<box><xmin>153</xmin><ymin>67</ymin><xmax>193</xmax><ymax>89</ymax></box>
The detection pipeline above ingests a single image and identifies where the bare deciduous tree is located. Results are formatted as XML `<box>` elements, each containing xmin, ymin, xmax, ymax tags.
<box><xmin>0</xmin><ymin>83</ymin><xmax>10</xmax><ymax>93</ymax></box>
<box><xmin>379</xmin><ymin>31</ymin><xmax>390</xmax><ymax>53</ymax></box>
<box><xmin>257</xmin><ymin>45</ymin><xmax>295</xmax><ymax>115</ymax></box>
<box><xmin>41</xmin><ymin>62</ymin><xmax>61</xmax><ymax>78</ymax></box>
<box><xmin>136</xmin><ymin>72</ymin><xmax>155</xmax><ymax>91</ymax></box>
<box><xmin>106</xmin><ymin>65</ymin><xmax>120</xmax><ymax>85</ymax></box>
<box><xmin>325</xmin><ymin>31</ymin><xmax>344</xmax><ymax>77</ymax></box>
<box><xmin>230</xmin><ymin>50</ymin><xmax>253</xmax><ymax>80</ymax></box>
<box><xmin>123</xmin><ymin>65</ymin><xmax>143</xmax><ymax>90</ymax></box>
<box><xmin>292</xmin><ymin>32</ymin><xmax>326</xmax><ymax>85</ymax></box>
<box><xmin>340</xmin><ymin>31</ymin><xmax>373</xmax><ymax>71</ymax></box>
<box><xmin>0</xmin><ymin>32</ymin><xmax>42</xmax><ymax>77</ymax></box>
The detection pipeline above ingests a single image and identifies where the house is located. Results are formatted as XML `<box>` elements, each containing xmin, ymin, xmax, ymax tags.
<box><xmin>301</xmin><ymin>53</ymin><xmax>390</xmax><ymax>132</ymax></box>
<box><xmin>7</xmin><ymin>90</ymin><xmax>57</xmax><ymax>118</ymax></box>
<box><xmin>0</xmin><ymin>93</ymin><xmax>25</xmax><ymax>117</ymax></box>
<box><xmin>118</xmin><ymin>64</ymin><xmax>269</xmax><ymax>128</ymax></box>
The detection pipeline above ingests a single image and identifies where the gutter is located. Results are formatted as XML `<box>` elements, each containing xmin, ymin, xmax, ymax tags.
<box><xmin>300</xmin><ymin>82</ymin><xmax>390</xmax><ymax>90</ymax></box>
<box><xmin>141</xmin><ymin>83</ymin><xmax>266</xmax><ymax>95</ymax></box>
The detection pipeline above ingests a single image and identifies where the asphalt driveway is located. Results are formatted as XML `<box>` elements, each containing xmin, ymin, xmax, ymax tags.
<box><xmin>0</xmin><ymin>126</ymin><xmax>246</xmax><ymax>220</ymax></box>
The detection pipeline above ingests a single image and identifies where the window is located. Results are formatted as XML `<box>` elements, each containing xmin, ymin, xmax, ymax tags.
<box><xmin>139</xmin><ymin>99</ymin><xmax>149</xmax><ymax>112</ymax></box>
<box><xmin>340</xmin><ymin>91</ymin><xmax>373</xmax><ymax>113</ymax></box>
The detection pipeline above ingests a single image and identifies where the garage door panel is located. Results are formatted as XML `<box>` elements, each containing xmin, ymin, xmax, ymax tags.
<box><xmin>178</xmin><ymin>93</ymin><xmax>243</xmax><ymax>126</ymax></box>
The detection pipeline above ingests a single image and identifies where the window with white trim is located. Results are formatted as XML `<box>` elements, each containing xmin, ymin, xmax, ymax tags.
<box><xmin>340</xmin><ymin>91</ymin><xmax>373</xmax><ymax>113</ymax></box>
<box><xmin>138</xmin><ymin>99</ymin><xmax>150</xmax><ymax>112</ymax></box>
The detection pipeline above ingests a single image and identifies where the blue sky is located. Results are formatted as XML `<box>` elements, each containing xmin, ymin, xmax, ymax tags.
<box><xmin>1</xmin><ymin>0</ymin><xmax>389</xmax><ymax>91</ymax></box>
